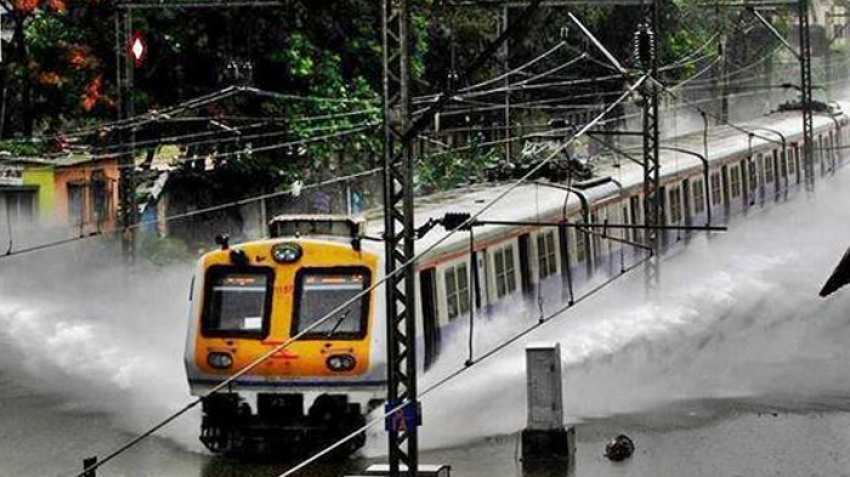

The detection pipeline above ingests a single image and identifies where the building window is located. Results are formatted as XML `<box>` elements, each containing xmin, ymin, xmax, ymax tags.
<box><xmin>730</xmin><ymin>166</ymin><xmax>741</xmax><ymax>198</ymax></box>
<box><xmin>693</xmin><ymin>179</ymin><xmax>705</xmax><ymax>214</ymax></box>
<box><xmin>669</xmin><ymin>187</ymin><xmax>682</xmax><ymax>224</ymax></box>
<box><xmin>493</xmin><ymin>245</ymin><xmax>517</xmax><ymax>298</ymax></box>
<box><xmin>710</xmin><ymin>173</ymin><xmax>722</xmax><ymax>205</ymax></box>
<box><xmin>536</xmin><ymin>231</ymin><xmax>558</xmax><ymax>280</ymax></box>
<box><xmin>444</xmin><ymin>262</ymin><xmax>470</xmax><ymax>321</ymax></box>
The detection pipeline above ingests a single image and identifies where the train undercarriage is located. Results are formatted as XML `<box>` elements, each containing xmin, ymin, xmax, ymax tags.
<box><xmin>200</xmin><ymin>392</ymin><xmax>367</xmax><ymax>459</ymax></box>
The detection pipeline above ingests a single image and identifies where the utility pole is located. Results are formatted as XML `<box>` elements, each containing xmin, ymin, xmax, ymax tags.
<box><xmin>381</xmin><ymin>1</ymin><xmax>419</xmax><ymax>476</ymax></box>
<box><xmin>503</xmin><ymin>5</ymin><xmax>512</xmax><ymax>162</ymax></box>
<box><xmin>798</xmin><ymin>0</ymin><xmax>815</xmax><ymax>190</ymax></box>
<box><xmin>639</xmin><ymin>0</ymin><xmax>661</xmax><ymax>290</ymax></box>
<box><xmin>116</xmin><ymin>10</ymin><xmax>137</xmax><ymax>262</ymax></box>
<box><xmin>717</xmin><ymin>1</ymin><xmax>730</xmax><ymax>123</ymax></box>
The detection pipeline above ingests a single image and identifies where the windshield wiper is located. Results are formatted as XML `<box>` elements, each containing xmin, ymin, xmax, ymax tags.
<box><xmin>326</xmin><ymin>309</ymin><xmax>352</xmax><ymax>337</ymax></box>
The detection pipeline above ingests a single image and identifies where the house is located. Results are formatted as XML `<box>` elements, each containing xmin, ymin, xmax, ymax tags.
<box><xmin>0</xmin><ymin>152</ymin><xmax>120</xmax><ymax>236</ymax></box>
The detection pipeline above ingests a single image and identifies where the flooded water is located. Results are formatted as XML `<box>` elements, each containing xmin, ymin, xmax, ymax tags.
<box><xmin>3</xmin><ymin>165</ymin><xmax>850</xmax><ymax>477</ymax></box>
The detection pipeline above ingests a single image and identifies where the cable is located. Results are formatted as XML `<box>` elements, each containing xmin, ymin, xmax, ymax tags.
<box><xmin>1</xmin><ymin>167</ymin><xmax>383</xmax><ymax>261</ymax></box>
<box><xmin>5</xmin><ymin>85</ymin><xmax>377</xmax><ymax>145</ymax></box>
<box><xmin>279</xmin><ymin>251</ymin><xmax>654</xmax><ymax>477</ymax></box>
<box><xmin>5</xmin><ymin>123</ymin><xmax>380</xmax><ymax>175</ymax></box>
<box><xmin>459</xmin><ymin>41</ymin><xmax>567</xmax><ymax>93</ymax></box>
<box><xmin>63</xmin><ymin>78</ymin><xmax>643</xmax><ymax>477</ymax></box>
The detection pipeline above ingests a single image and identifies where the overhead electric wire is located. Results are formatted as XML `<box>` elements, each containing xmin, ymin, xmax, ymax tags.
<box><xmin>64</xmin><ymin>77</ymin><xmax>645</xmax><ymax>477</ymax></box>
<box><xmin>3</xmin><ymin>166</ymin><xmax>383</xmax><ymax>261</ymax></box>
<box><xmin>279</xmin><ymin>250</ymin><xmax>655</xmax><ymax>477</ymax></box>
<box><xmin>460</xmin><ymin>41</ymin><xmax>568</xmax><ymax>92</ymax></box>
<box><xmin>3</xmin><ymin>85</ymin><xmax>376</xmax><ymax>145</ymax></box>
<box><xmin>3</xmin><ymin>123</ymin><xmax>380</xmax><ymax>175</ymax></box>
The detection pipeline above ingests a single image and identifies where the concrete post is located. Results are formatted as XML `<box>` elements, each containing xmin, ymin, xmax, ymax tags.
<box><xmin>521</xmin><ymin>343</ymin><xmax>575</xmax><ymax>465</ymax></box>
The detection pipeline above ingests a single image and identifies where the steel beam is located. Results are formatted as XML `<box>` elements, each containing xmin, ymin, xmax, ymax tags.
<box><xmin>382</xmin><ymin>1</ymin><xmax>419</xmax><ymax>476</ymax></box>
<box><xmin>640</xmin><ymin>0</ymin><xmax>661</xmax><ymax>290</ymax></box>
<box><xmin>798</xmin><ymin>0</ymin><xmax>815</xmax><ymax>190</ymax></box>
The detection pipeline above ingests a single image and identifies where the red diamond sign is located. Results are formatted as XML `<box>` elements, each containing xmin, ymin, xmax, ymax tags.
<box><xmin>129</xmin><ymin>32</ymin><xmax>147</xmax><ymax>67</ymax></box>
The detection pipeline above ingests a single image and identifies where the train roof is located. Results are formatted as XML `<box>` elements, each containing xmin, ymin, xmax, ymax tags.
<box><xmin>363</xmin><ymin>104</ymin><xmax>849</xmax><ymax>262</ymax></box>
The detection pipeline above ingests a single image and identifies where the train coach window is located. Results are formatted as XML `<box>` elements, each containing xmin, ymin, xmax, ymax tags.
<box><xmin>445</xmin><ymin>262</ymin><xmax>470</xmax><ymax>321</ymax></box>
<box><xmin>730</xmin><ymin>166</ymin><xmax>742</xmax><ymax>198</ymax></box>
<box><xmin>669</xmin><ymin>187</ymin><xmax>683</xmax><ymax>224</ymax></box>
<box><xmin>494</xmin><ymin>245</ymin><xmax>517</xmax><ymax>298</ymax></box>
<box><xmin>710</xmin><ymin>173</ymin><xmax>722</xmax><ymax>206</ymax></box>
<box><xmin>292</xmin><ymin>267</ymin><xmax>371</xmax><ymax>340</ymax></box>
<box><xmin>537</xmin><ymin>231</ymin><xmax>558</xmax><ymax>280</ymax></box>
<box><xmin>202</xmin><ymin>266</ymin><xmax>274</xmax><ymax>338</ymax></box>
<box><xmin>693</xmin><ymin>179</ymin><xmax>705</xmax><ymax>214</ymax></box>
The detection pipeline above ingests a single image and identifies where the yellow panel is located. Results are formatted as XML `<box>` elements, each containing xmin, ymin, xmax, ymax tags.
<box><xmin>193</xmin><ymin>238</ymin><xmax>380</xmax><ymax>380</ymax></box>
<box><xmin>22</xmin><ymin>167</ymin><xmax>55</xmax><ymax>219</ymax></box>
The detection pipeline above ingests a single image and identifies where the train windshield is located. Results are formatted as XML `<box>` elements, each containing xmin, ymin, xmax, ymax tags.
<box><xmin>203</xmin><ymin>267</ymin><xmax>273</xmax><ymax>338</ymax></box>
<box><xmin>293</xmin><ymin>268</ymin><xmax>370</xmax><ymax>340</ymax></box>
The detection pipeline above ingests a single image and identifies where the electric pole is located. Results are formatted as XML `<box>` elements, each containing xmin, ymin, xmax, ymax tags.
<box><xmin>382</xmin><ymin>1</ymin><xmax>420</xmax><ymax>475</ymax></box>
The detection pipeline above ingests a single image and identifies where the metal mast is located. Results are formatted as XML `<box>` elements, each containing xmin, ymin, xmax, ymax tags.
<box><xmin>640</xmin><ymin>0</ymin><xmax>661</xmax><ymax>287</ymax></box>
<box><xmin>116</xmin><ymin>10</ymin><xmax>137</xmax><ymax>262</ymax></box>
<box><xmin>798</xmin><ymin>0</ymin><xmax>815</xmax><ymax>190</ymax></box>
<box><xmin>382</xmin><ymin>0</ymin><xmax>419</xmax><ymax>475</ymax></box>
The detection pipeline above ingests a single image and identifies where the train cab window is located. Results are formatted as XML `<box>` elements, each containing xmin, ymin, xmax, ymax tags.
<box><xmin>693</xmin><ymin>179</ymin><xmax>705</xmax><ymax>214</ymax></box>
<box><xmin>202</xmin><ymin>266</ymin><xmax>274</xmax><ymax>338</ymax></box>
<box><xmin>444</xmin><ymin>262</ymin><xmax>470</xmax><ymax>321</ymax></box>
<box><xmin>537</xmin><ymin>231</ymin><xmax>558</xmax><ymax>280</ymax></box>
<box><xmin>710</xmin><ymin>173</ymin><xmax>722</xmax><ymax>206</ymax></box>
<box><xmin>730</xmin><ymin>166</ymin><xmax>742</xmax><ymax>198</ymax></box>
<box><xmin>292</xmin><ymin>268</ymin><xmax>370</xmax><ymax>340</ymax></box>
<box><xmin>494</xmin><ymin>245</ymin><xmax>517</xmax><ymax>298</ymax></box>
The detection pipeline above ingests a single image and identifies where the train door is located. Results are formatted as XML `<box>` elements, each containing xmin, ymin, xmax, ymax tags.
<box><xmin>629</xmin><ymin>195</ymin><xmax>642</xmax><ymax>245</ymax></box>
<box><xmin>477</xmin><ymin>249</ymin><xmax>490</xmax><ymax>310</ymax></box>
<box><xmin>419</xmin><ymin>268</ymin><xmax>441</xmax><ymax>370</ymax></box>
<box><xmin>657</xmin><ymin>186</ymin><xmax>668</xmax><ymax>249</ymax></box>
<box><xmin>793</xmin><ymin>144</ymin><xmax>801</xmax><ymax>183</ymax></box>
<box><xmin>518</xmin><ymin>233</ymin><xmax>533</xmax><ymax>299</ymax></box>
<box><xmin>590</xmin><ymin>210</ymin><xmax>602</xmax><ymax>269</ymax></box>
<box><xmin>682</xmin><ymin>179</ymin><xmax>692</xmax><ymax>228</ymax></box>
<box><xmin>755</xmin><ymin>154</ymin><xmax>765</xmax><ymax>206</ymax></box>
<box><xmin>769</xmin><ymin>150</ymin><xmax>778</xmax><ymax>200</ymax></box>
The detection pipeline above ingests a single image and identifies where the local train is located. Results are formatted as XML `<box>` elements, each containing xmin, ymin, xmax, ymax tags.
<box><xmin>183</xmin><ymin>103</ymin><xmax>849</xmax><ymax>456</ymax></box>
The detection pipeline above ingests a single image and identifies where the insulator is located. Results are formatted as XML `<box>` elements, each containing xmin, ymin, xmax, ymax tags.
<box><xmin>632</xmin><ymin>23</ymin><xmax>656</xmax><ymax>71</ymax></box>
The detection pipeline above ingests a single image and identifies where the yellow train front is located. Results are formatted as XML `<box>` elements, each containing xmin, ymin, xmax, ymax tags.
<box><xmin>183</xmin><ymin>215</ymin><xmax>385</xmax><ymax>457</ymax></box>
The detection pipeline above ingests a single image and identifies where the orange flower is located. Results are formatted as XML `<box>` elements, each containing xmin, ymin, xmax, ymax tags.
<box><xmin>38</xmin><ymin>71</ymin><xmax>62</xmax><ymax>86</ymax></box>
<box><xmin>68</xmin><ymin>46</ymin><xmax>93</xmax><ymax>70</ymax></box>
<box><xmin>13</xmin><ymin>0</ymin><xmax>39</xmax><ymax>12</ymax></box>
<box><xmin>48</xmin><ymin>0</ymin><xmax>66</xmax><ymax>12</ymax></box>
<box><xmin>82</xmin><ymin>75</ymin><xmax>104</xmax><ymax>111</ymax></box>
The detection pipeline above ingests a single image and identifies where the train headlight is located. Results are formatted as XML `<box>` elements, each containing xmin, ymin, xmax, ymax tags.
<box><xmin>326</xmin><ymin>354</ymin><xmax>356</xmax><ymax>372</ymax></box>
<box><xmin>272</xmin><ymin>243</ymin><xmax>302</xmax><ymax>263</ymax></box>
<box><xmin>207</xmin><ymin>352</ymin><xmax>233</xmax><ymax>369</ymax></box>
